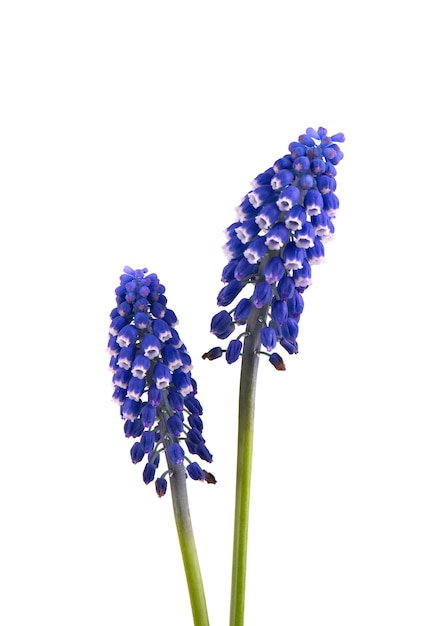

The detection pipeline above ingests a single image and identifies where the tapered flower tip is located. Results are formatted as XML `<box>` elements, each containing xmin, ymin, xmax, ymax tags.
<box><xmin>123</xmin><ymin>265</ymin><xmax>148</xmax><ymax>277</ymax></box>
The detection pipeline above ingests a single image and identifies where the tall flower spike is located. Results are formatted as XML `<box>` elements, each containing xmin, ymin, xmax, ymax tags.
<box><xmin>108</xmin><ymin>267</ymin><xmax>213</xmax><ymax>495</ymax></box>
<box><xmin>221</xmin><ymin>129</ymin><xmax>346</xmax><ymax>626</ymax></box>
<box><xmin>208</xmin><ymin>127</ymin><xmax>344</xmax><ymax>367</ymax></box>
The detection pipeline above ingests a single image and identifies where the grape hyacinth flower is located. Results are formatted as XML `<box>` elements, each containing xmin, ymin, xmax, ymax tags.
<box><xmin>108</xmin><ymin>266</ymin><xmax>214</xmax><ymax>493</ymax></box>
<box><xmin>206</xmin><ymin>127</ymin><xmax>344</xmax><ymax>368</ymax></box>
<box><xmin>106</xmin><ymin>127</ymin><xmax>345</xmax><ymax>626</ymax></box>
<box><xmin>108</xmin><ymin>267</ymin><xmax>213</xmax><ymax>625</ymax></box>
<box><xmin>204</xmin><ymin>127</ymin><xmax>345</xmax><ymax>626</ymax></box>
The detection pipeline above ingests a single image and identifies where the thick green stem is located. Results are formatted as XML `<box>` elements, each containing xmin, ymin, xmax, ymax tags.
<box><xmin>169</xmin><ymin>461</ymin><xmax>210</xmax><ymax>626</ymax></box>
<box><xmin>229</xmin><ymin>304</ymin><xmax>268</xmax><ymax>626</ymax></box>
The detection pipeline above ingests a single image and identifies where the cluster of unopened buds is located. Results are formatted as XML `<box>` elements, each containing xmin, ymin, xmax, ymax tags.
<box><xmin>204</xmin><ymin>127</ymin><xmax>344</xmax><ymax>370</ymax></box>
<box><xmin>108</xmin><ymin>267</ymin><xmax>215</xmax><ymax>493</ymax></box>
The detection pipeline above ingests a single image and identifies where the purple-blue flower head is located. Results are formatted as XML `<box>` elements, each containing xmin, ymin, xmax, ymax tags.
<box><xmin>207</xmin><ymin>127</ymin><xmax>344</xmax><ymax>365</ymax></box>
<box><xmin>108</xmin><ymin>267</ymin><xmax>213</xmax><ymax>493</ymax></box>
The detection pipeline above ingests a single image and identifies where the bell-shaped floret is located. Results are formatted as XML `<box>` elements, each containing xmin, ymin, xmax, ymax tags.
<box><xmin>187</xmin><ymin>462</ymin><xmax>206</xmax><ymax>481</ymax></box>
<box><xmin>253</xmin><ymin>281</ymin><xmax>272</xmax><ymax>308</ymax></box>
<box><xmin>265</xmin><ymin>223</ymin><xmax>290</xmax><ymax>250</ymax></box>
<box><xmin>116</xmin><ymin>324</ymin><xmax>138</xmax><ymax>348</ymax></box>
<box><xmin>141</xmin><ymin>333</ymin><xmax>161</xmax><ymax>359</ymax></box>
<box><xmin>226</xmin><ymin>339</ymin><xmax>242</xmax><ymax>364</ymax></box>
<box><xmin>263</xmin><ymin>256</ymin><xmax>285</xmax><ymax>284</ymax></box>
<box><xmin>167</xmin><ymin>442</ymin><xmax>185</xmax><ymax>465</ymax></box>
<box><xmin>276</xmin><ymin>185</ymin><xmax>300</xmax><ymax>212</ymax></box>
<box><xmin>210</xmin><ymin>310</ymin><xmax>234</xmax><ymax>339</ymax></box>
<box><xmin>260</xmin><ymin>326</ymin><xmax>277</xmax><ymax>352</ymax></box>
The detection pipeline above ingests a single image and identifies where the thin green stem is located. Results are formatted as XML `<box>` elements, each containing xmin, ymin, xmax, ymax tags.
<box><xmin>169</xmin><ymin>461</ymin><xmax>210</xmax><ymax>626</ymax></box>
<box><xmin>229</xmin><ymin>303</ymin><xmax>268</xmax><ymax>626</ymax></box>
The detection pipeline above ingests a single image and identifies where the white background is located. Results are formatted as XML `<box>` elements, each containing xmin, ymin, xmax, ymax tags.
<box><xmin>1</xmin><ymin>1</ymin><xmax>445</xmax><ymax>625</ymax></box>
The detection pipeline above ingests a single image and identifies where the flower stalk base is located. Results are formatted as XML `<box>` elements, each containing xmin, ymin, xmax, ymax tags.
<box><xmin>169</xmin><ymin>461</ymin><xmax>210</xmax><ymax>626</ymax></box>
<box><xmin>229</xmin><ymin>304</ymin><xmax>267</xmax><ymax>626</ymax></box>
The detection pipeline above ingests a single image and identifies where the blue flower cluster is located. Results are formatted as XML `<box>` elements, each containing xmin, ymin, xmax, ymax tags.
<box><xmin>206</xmin><ymin>127</ymin><xmax>344</xmax><ymax>368</ymax></box>
<box><xmin>108</xmin><ymin>267</ymin><xmax>214</xmax><ymax>494</ymax></box>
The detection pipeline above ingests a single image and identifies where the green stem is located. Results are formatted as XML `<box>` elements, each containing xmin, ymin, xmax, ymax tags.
<box><xmin>229</xmin><ymin>304</ymin><xmax>268</xmax><ymax>626</ymax></box>
<box><xmin>169</xmin><ymin>461</ymin><xmax>210</xmax><ymax>626</ymax></box>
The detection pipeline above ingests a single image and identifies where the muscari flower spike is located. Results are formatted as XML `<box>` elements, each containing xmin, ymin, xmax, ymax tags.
<box><xmin>108</xmin><ymin>267</ymin><xmax>214</xmax><ymax>495</ymax></box>
<box><xmin>205</xmin><ymin>127</ymin><xmax>345</xmax><ymax>368</ymax></box>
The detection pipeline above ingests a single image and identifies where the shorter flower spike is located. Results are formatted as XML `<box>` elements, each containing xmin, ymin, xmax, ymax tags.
<box><xmin>208</xmin><ymin>127</ymin><xmax>344</xmax><ymax>367</ymax></box>
<box><xmin>108</xmin><ymin>267</ymin><xmax>214</xmax><ymax>494</ymax></box>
